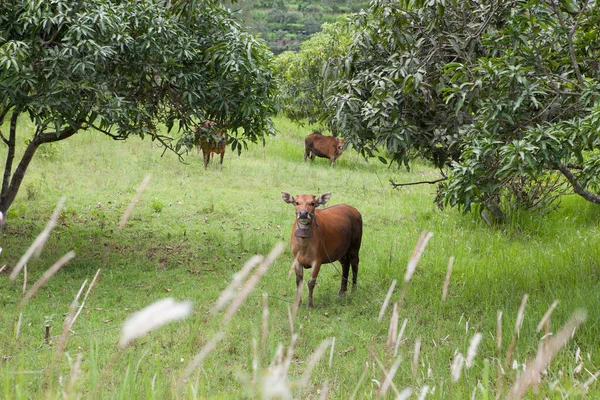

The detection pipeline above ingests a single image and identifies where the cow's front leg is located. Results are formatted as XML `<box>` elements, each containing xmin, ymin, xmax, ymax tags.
<box><xmin>307</xmin><ymin>263</ymin><xmax>321</xmax><ymax>308</ymax></box>
<box><xmin>202</xmin><ymin>150</ymin><xmax>210</xmax><ymax>169</ymax></box>
<box><xmin>294</xmin><ymin>259</ymin><xmax>303</xmax><ymax>307</ymax></box>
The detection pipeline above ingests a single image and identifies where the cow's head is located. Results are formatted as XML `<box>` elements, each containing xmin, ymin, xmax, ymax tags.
<box><xmin>282</xmin><ymin>192</ymin><xmax>331</xmax><ymax>229</ymax></box>
<box><xmin>202</xmin><ymin>120</ymin><xmax>217</xmax><ymax>129</ymax></box>
<box><xmin>335</xmin><ymin>138</ymin><xmax>345</xmax><ymax>156</ymax></box>
<box><xmin>216</xmin><ymin>131</ymin><xmax>227</xmax><ymax>146</ymax></box>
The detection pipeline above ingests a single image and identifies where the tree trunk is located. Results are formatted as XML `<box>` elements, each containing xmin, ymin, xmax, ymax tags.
<box><xmin>0</xmin><ymin>134</ymin><xmax>42</xmax><ymax>216</ymax></box>
<box><xmin>0</xmin><ymin>112</ymin><xmax>80</xmax><ymax>217</ymax></box>
<box><xmin>1</xmin><ymin>108</ymin><xmax>19</xmax><ymax>204</ymax></box>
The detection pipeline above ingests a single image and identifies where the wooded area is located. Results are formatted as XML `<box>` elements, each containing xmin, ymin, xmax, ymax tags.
<box><xmin>226</xmin><ymin>0</ymin><xmax>370</xmax><ymax>53</ymax></box>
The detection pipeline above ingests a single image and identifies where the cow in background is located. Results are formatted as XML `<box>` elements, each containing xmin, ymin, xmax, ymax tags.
<box><xmin>195</xmin><ymin>121</ymin><xmax>227</xmax><ymax>169</ymax></box>
<box><xmin>281</xmin><ymin>191</ymin><xmax>362</xmax><ymax>308</ymax></box>
<box><xmin>304</xmin><ymin>131</ymin><xmax>345</xmax><ymax>165</ymax></box>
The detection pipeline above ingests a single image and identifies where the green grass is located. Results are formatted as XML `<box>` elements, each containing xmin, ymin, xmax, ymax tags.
<box><xmin>1</xmin><ymin>116</ymin><xmax>599</xmax><ymax>398</ymax></box>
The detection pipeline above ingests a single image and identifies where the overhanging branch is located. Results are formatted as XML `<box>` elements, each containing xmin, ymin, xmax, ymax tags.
<box><xmin>90</xmin><ymin>123</ymin><xmax>185</xmax><ymax>162</ymax></box>
<box><xmin>89</xmin><ymin>124</ymin><xmax>127</xmax><ymax>140</ymax></box>
<box><xmin>556</xmin><ymin>164</ymin><xmax>600</xmax><ymax>204</ymax></box>
<box><xmin>390</xmin><ymin>176</ymin><xmax>447</xmax><ymax>189</ymax></box>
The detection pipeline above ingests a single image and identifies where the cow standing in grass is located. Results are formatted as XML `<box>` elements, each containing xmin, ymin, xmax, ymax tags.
<box><xmin>304</xmin><ymin>131</ymin><xmax>345</xmax><ymax>165</ymax></box>
<box><xmin>195</xmin><ymin>121</ymin><xmax>227</xmax><ymax>169</ymax></box>
<box><xmin>281</xmin><ymin>192</ymin><xmax>362</xmax><ymax>308</ymax></box>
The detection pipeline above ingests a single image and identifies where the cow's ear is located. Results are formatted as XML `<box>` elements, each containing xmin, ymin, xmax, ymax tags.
<box><xmin>316</xmin><ymin>193</ymin><xmax>331</xmax><ymax>206</ymax></box>
<box><xmin>281</xmin><ymin>192</ymin><xmax>295</xmax><ymax>204</ymax></box>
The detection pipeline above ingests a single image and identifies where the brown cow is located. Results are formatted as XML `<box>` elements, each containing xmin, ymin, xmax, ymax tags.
<box><xmin>281</xmin><ymin>192</ymin><xmax>362</xmax><ymax>308</ymax></box>
<box><xmin>195</xmin><ymin>121</ymin><xmax>227</xmax><ymax>169</ymax></box>
<box><xmin>304</xmin><ymin>131</ymin><xmax>345</xmax><ymax>165</ymax></box>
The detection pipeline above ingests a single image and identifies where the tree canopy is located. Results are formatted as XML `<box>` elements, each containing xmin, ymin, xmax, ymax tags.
<box><xmin>0</xmin><ymin>0</ymin><xmax>278</xmax><ymax>217</ymax></box>
<box><xmin>278</xmin><ymin>0</ymin><xmax>600</xmax><ymax>218</ymax></box>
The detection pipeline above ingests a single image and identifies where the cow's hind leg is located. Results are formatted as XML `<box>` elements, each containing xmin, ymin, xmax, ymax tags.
<box><xmin>350</xmin><ymin>251</ymin><xmax>359</xmax><ymax>290</ymax></box>
<box><xmin>339</xmin><ymin>256</ymin><xmax>350</xmax><ymax>297</ymax></box>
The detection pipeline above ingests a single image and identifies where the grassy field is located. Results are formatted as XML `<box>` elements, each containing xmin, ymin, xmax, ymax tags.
<box><xmin>1</xmin><ymin>116</ymin><xmax>599</xmax><ymax>399</ymax></box>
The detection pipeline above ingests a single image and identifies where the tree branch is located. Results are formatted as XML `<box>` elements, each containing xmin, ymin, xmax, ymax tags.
<box><xmin>0</xmin><ymin>104</ymin><xmax>11</xmax><ymax>125</ymax></box>
<box><xmin>37</xmin><ymin>31</ymin><xmax>62</xmax><ymax>47</ymax></box>
<box><xmin>390</xmin><ymin>176</ymin><xmax>447</xmax><ymax>189</ymax></box>
<box><xmin>546</xmin><ymin>0</ymin><xmax>587</xmax><ymax>87</ymax></box>
<box><xmin>556</xmin><ymin>163</ymin><xmax>600</xmax><ymax>204</ymax></box>
<box><xmin>0</xmin><ymin>122</ymin><xmax>83</xmax><ymax>213</ymax></box>
<box><xmin>89</xmin><ymin>124</ymin><xmax>128</xmax><ymax>140</ymax></box>
<box><xmin>34</xmin><ymin>125</ymin><xmax>79</xmax><ymax>144</ymax></box>
<box><xmin>0</xmin><ymin>104</ymin><xmax>12</xmax><ymax>145</ymax></box>
<box><xmin>468</xmin><ymin>1</ymin><xmax>500</xmax><ymax>42</ymax></box>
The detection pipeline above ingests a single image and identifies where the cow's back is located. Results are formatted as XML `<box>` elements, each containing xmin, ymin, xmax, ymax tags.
<box><xmin>313</xmin><ymin>204</ymin><xmax>362</xmax><ymax>264</ymax></box>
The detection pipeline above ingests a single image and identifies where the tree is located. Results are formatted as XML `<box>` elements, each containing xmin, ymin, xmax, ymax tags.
<box><xmin>0</xmin><ymin>0</ymin><xmax>277</xmax><ymax>218</ymax></box>
<box><xmin>320</xmin><ymin>0</ymin><xmax>600</xmax><ymax>218</ymax></box>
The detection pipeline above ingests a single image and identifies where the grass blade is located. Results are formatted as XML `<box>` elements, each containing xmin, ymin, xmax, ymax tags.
<box><xmin>118</xmin><ymin>174</ymin><xmax>151</xmax><ymax>229</ymax></box>
<box><xmin>119</xmin><ymin>298</ymin><xmax>193</xmax><ymax>348</ymax></box>
<box><xmin>20</xmin><ymin>251</ymin><xmax>75</xmax><ymax>307</ymax></box>
<box><xmin>10</xmin><ymin>197</ymin><xmax>65</xmax><ymax>281</ymax></box>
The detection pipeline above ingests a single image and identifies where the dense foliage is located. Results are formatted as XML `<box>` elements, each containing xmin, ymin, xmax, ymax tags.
<box><xmin>278</xmin><ymin>0</ymin><xmax>600</xmax><ymax>217</ymax></box>
<box><xmin>0</xmin><ymin>0</ymin><xmax>278</xmax><ymax>216</ymax></box>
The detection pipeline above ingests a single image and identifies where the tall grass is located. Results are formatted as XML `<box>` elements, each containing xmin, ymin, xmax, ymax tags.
<box><xmin>0</xmin><ymin>116</ymin><xmax>599</xmax><ymax>398</ymax></box>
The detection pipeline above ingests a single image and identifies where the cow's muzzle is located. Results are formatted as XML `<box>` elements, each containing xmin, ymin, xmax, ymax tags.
<box><xmin>295</xmin><ymin>211</ymin><xmax>314</xmax><ymax>237</ymax></box>
<box><xmin>297</xmin><ymin>210</ymin><xmax>314</xmax><ymax>220</ymax></box>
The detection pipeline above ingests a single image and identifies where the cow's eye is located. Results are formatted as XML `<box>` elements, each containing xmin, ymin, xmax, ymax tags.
<box><xmin>310</xmin><ymin>202</ymin><xmax>315</xmax><ymax>206</ymax></box>
<box><xmin>295</xmin><ymin>202</ymin><xmax>299</xmax><ymax>206</ymax></box>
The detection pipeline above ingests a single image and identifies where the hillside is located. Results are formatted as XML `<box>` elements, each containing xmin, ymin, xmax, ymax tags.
<box><xmin>225</xmin><ymin>0</ymin><xmax>370</xmax><ymax>53</ymax></box>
